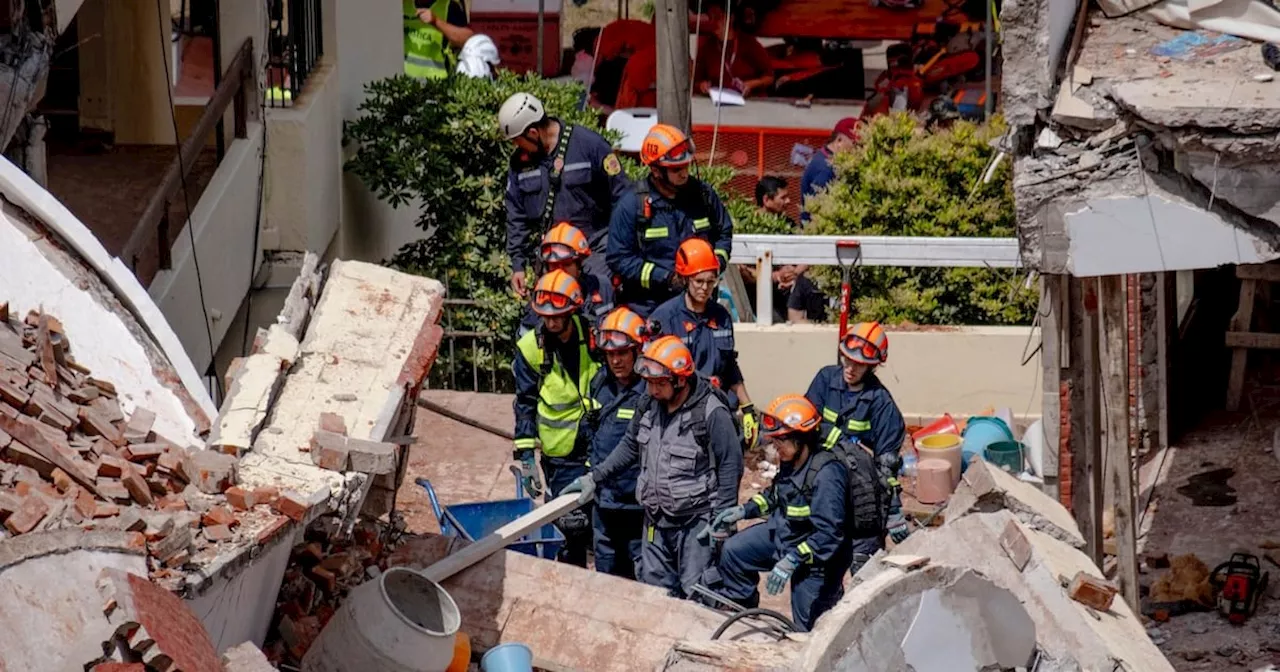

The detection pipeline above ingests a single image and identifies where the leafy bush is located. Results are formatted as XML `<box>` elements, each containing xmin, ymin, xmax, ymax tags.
<box><xmin>806</xmin><ymin>113</ymin><xmax>1036</xmax><ymax>325</ymax></box>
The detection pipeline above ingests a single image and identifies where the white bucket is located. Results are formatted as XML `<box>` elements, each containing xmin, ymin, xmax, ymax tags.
<box><xmin>302</xmin><ymin>567</ymin><xmax>461</xmax><ymax>672</ymax></box>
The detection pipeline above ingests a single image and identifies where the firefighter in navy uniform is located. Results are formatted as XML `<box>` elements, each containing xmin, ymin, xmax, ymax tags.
<box><xmin>500</xmin><ymin>93</ymin><xmax>631</xmax><ymax>297</ymax></box>
<box><xmin>803</xmin><ymin>321</ymin><xmax>910</xmax><ymax>572</ymax></box>
<box><xmin>512</xmin><ymin>270</ymin><xmax>602</xmax><ymax>567</ymax></box>
<box><xmin>517</xmin><ymin>222</ymin><xmax>615</xmax><ymax>338</ymax></box>
<box><xmin>607</xmin><ymin>124</ymin><xmax>733</xmax><ymax>317</ymax></box>
<box><xmin>648</xmin><ymin>238</ymin><xmax>758</xmax><ymax>447</ymax></box>
<box><xmin>564</xmin><ymin>336</ymin><xmax>744</xmax><ymax>598</ymax></box>
<box><xmin>704</xmin><ymin>395</ymin><xmax>856</xmax><ymax>631</ymax></box>
<box><xmin>585</xmin><ymin>307</ymin><xmax>649</xmax><ymax>579</ymax></box>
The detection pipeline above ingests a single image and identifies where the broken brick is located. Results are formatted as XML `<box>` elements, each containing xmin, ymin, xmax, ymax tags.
<box><xmin>124</xmin><ymin>407</ymin><xmax>156</xmax><ymax>443</ymax></box>
<box><xmin>94</xmin><ymin>501</ymin><xmax>120</xmax><ymax>518</ymax></box>
<box><xmin>203</xmin><ymin>524</ymin><xmax>234</xmax><ymax>542</ymax></box>
<box><xmin>4</xmin><ymin>495</ymin><xmax>48</xmax><ymax>534</ymax></box>
<box><xmin>120</xmin><ymin>466</ymin><xmax>153</xmax><ymax>506</ymax></box>
<box><xmin>347</xmin><ymin>438</ymin><xmax>397</xmax><ymax>475</ymax></box>
<box><xmin>226</xmin><ymin>486</ymin><xmax>257</xmax><ymax>511</ymax></box>
<box><xmin>79</xmin><ymin>406</ymin><xmax>125</xmax><ymax>446</ymax></box>
<box><xmin>273</xmin><ymin>490</ymin><xmax>312</xmax><ymax>522</ymax></box>
<box><xmin>1068</xmin><ymin>571</ymin><xmax>1118</xmax><ymax>612</ymax></box>
<box><xmin>318</xmin><ymin>412</ymin><xmax>347</xmax><ymax>436</ymax></box>
<box><xmin>122</xmin><ymin>442</ymin><xmax>164</xmax><ymax>462</ymax></box>
<box><xmin>68</xmin><ymin>386</ymin><xmax>100</xmax><ymax>404</ymax></box>
<box><xmin>150</xmin><ymin>524</ymin><xmax>193</xmax><ymax>563</ymax></box>
<box><xmin>182</xmin><ymin>450</ymin><xmax>238</xmax><ymax>494</ymax></box>
<box><xmin>310</xmin><ymin>566</ymin><xmax>338</xmax><ymax>593</ymax></box>
<box><xmin>50</xmin><ymin>467</ymin><xmax>74</xmax><ymax>493</ymax></box>
<box><xmin>201</xmin><ymin>505</ymin><xmax>238</xmax><ymax>528</ymax></box>
<box><xmin>253</xmin><ymin>486</ymin><xmax>280</xmax><ymax>507</ymax></box>
<box><xmin>156</xmin><ymin>494</ymin><xmax>187</xmax><ymax>511</ymax></box>
<box><xmin>97</xmin><ymin>454</ymin><xmax>127</xmax><ymax>478</ymax></box>
<box><xmin>75</xmin><ymin>488</ymin><xmax>98</xmax><ymax>518</ymax></box>
<box><xmin>97</xmin><ymin>477</ymin><xmax>130</xmax><ymax>502</ymax></box>
<box><xmin>2</xmin><ymin>440</ymin><xmax>55</xmax><ymax>476</ymax></box>
<box><xmin>310</xmin><ymin>430</ymin><xmax>349</xmax><ymax>472</ymax></box>
<box><xmin>157</xmin><ymin>448</ymin><xmax>186</xmax><ymax>477</ymax></box>
<box><xmin>87</xmin><ymin>377</ymin><xmax>116</xmax><ymax>397</ymax></box>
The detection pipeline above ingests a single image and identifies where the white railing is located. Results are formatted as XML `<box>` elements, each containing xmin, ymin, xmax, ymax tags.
<box><xmin>729</xmin><ymin>234</ymin><xmax>1023</xmax><ymax>325</ymax></box>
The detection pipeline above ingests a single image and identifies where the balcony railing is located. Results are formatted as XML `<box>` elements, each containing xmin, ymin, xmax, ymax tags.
<box><xmin>123</xmin><ymin>39</ymin><xmax>258</xmax><ymax>273</ymax></box>
<box><xmin>266</xmin><ymin>0</ymin><xmax>324</xmax><ymax>108</ymax></box>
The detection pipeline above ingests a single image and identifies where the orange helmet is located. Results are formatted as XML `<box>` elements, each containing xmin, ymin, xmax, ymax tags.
<box><xmin>840</xmin><ymin>321</ymin><xmax>888</xmax><ymax>365</ymax></box>
<box><xmin>541</xmin><ymin>223</ymin><xmax>591</xmax><ymax>264</ymax></box>
<box><xmin>599</xmin><ymin>307</ymin><xmax>646</xmax><ymax>351</ymax></box>
<box><xmin>674</xmin><ymin>238</ymin><xmax>720</xmax><ymax>277</ymax></box>
<box><xmin>760</xmin><ymin>394</ymin><xmax>822</xmax><ymax>438</ymax></box>
<box><xmin>640</xmin><ymin>124</ymin><xmax>694</xmax><ymax>167</ymax></box>
<box><xmin>531</xmin><ymin>269</ymin><xmax>584</xmax><ymax>317</ymax></box>
<box><xmin>635</xmin><ymin>335</ymin><xmax>695</xmax><ymax>379</ymax></box>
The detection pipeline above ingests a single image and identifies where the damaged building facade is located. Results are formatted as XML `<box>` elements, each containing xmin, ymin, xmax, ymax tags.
<box><xmin>1004</xmin><ymin>0</ymin><xmax>1280</xmax><ymax>613</ymax></box>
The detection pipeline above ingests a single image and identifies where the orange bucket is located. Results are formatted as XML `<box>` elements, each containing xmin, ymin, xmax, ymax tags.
<box><xmin>911</xmin><ymin>414</ymin><xmax>959</xmax><ymax>442</ymax></box>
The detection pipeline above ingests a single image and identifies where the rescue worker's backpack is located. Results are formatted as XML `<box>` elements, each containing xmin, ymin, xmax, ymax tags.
<box><xmin>801</xmin><ymin>441</ymin><xmax>889</xmax><ymax>538</ymax></box>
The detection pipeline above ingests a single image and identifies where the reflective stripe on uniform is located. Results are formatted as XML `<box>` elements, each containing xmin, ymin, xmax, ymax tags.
<box><xmin>518</xmin><ymin>169</ymin><xmax>542</xmax><ymax>181</ymax></box>
<box><xmin>823</xmin><ymin>427</ymin><xmax>841</xmax><ymax>448</ymax></box>
<box><xmin>751</xmin><ymin>493</ymin><xmax>769</xmax><ymax>514</ymax></box>
<box><xmin>640</xmin><ymin>262</ymin><xmax>656</xmax><ymax>289</ymax></box>
<box><xmin>714</xmin><ymin>249</ymin><xmax>729</xmax><ymax>264</ymax></box>
<box><xmin>821</xmin><ymin>407</ymin><xmax>838</xmax><ymax>422</ymax></box>
<box><xmin>693</xmin><ymin>217</ymin><xmax>710</xmax><ymax>231</ymax></box>
<box><xmin>711</xmin><ymin>329</ymin><xmax>732</xmax><ymax>338</ymax></box>
<box><xmin>617</xmin><ymin>408</ymin><xmax>635</xmax><ymax>419</ymax></box>
<box><xmin>562</xmin><ymin>162</ymin><xmax>591</xmax><ymax>172</ymax></box>
<box><xmin>796</xmin><ymin>541</ymin><xmax>814</xmax><ymax>562</ymax></box>
<box><xmin>847</xmin><ymin>418</ymin><xmax>871</xmax><ymax>432</ymax></box>
<box><xmin>647</xmin><ymin>525</ymin><xmax>655</xmax><ymax>542</ymax></box>
<box><xmin>535</xmin><ymin>413</ymin><xmax>579</xmax><ymax>429</ymax></box>
<box><xmin>786</xmin><ymin>505</ymin><xmax>811</xmax><ymax>517</ymax></box>
<box><xmin>405</xmin><ymin>54</ymin><xmax>446</xmax><ymax>70</ymax></box>
<box><xmin>643</xmin><ymin>227</ymin><xmax>669</xmax><ymax>239</ymax></box>
<box><xmin>541</xmin><ymin>398</ymin><xmax>581</xmax><ymax>412</ymax></box>
<box><xmin>514</xmin><ymin>438</ymin><xmax>537</xmax><ymax>450</ymax></box>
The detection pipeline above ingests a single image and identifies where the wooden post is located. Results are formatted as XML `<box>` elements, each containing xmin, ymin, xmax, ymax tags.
<box><xmin>654</xmin><ymin>0</ymin><xmax>692</xmax><ymax>131</ymax></box>
<box><xmin>1100</xmin><ymin>275</ymin><xmax>1139</xmax><ymax>609</ymax></box>
<box><xmin>1074</xmin><ymin>276</ymin><xmax>1104</xmax><ymax>565</ymax></box>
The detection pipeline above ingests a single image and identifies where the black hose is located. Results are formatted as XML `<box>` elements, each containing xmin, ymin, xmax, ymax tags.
<box><xmin>710</xmin><ymin>607</ymin><xmax>797</xmax><ymax>640</ymax></box>
<box><xmin>417</xmin><ymin>395</ymin><xmax>516</xmax><ymax>441</ymax></box>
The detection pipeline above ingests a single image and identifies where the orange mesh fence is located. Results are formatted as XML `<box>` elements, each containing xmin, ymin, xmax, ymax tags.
<box><xmin>692</xmin><ymin>126</ymin><xmax>830</xmax><ymax>224</ymax></box>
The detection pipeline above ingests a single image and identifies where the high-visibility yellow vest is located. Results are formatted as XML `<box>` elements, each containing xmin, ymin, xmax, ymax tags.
<box><xmin>403</xmin><ymin>0</ymin><xmax>454</xmax><ymax>79</ymax></box>
<box><xmin>515</xmin><ymin>316</ymin><xmax>601</xmax><ymax>458</ymax></box>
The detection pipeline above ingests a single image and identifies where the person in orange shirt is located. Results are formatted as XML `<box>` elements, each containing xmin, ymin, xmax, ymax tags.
<box><xmin>693</xmin><ymin>0</ymin><xmax>774</xmax><ymax>98</ymax></box>
<box><xmin>615</xmin><ymin>43</ymin><xmax>659</xmax><ymax>109</ymax></box>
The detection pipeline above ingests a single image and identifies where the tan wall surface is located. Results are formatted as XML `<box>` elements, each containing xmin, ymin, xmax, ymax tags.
<box><xmin>735</xmin><ymin>323</ymin><xmax>1042</xmax><ymax>419</ymax></box>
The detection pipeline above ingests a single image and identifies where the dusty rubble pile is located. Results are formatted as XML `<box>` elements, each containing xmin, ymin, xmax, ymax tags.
<box><xmin>260</xmin><ymin>518</ymin><xmax>401</xmax><ymax>665</ymax></box>
<box><xmin>0</xmin><ymin>305</ymin><xmax>307</xmax><ymax>587</ymax></box>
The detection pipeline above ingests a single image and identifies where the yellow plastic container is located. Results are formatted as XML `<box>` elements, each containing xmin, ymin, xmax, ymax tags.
<box><xmin>916</xmin><ymin>433</ymin><xmax>963</xmax><ymax>488</ymax></box>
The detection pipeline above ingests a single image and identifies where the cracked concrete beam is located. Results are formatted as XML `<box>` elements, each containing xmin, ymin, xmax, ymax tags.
<box><xmin>1110</xmin><ymin>79</ymin><xmax>1280</xmax><ymax>134</ymax></box>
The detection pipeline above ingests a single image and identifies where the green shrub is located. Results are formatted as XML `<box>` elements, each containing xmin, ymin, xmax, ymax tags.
<box><xmin>806</xmin><ymin>113</ymin><xmax>1036</xmax><ymax>325</ymax></box>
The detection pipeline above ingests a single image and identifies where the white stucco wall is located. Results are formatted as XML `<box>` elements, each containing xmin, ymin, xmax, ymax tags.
<box><xmin>149</xmin><ymin>125</ymin><xmax>266</xmax><ymax>376</ymax></box>
<box><xmin>735</xmin><ymin>324</ymin><xmax>1042</xmax><ymax>418</ymax></box>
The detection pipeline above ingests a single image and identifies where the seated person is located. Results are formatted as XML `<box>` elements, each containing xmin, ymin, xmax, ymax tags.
<box><xmin>693</xmin><ymin>1</ymin><xmax>775</xmax><ymax>98</ymax></box>
<box><xmin>739</xmin><ymin>177</ymin><xmax>826</xmax><ymax>323</ymax></box>
<box><xmin>615</xmin><ymin>42</ymin><xmax>659</xmax><ymax>109</ymax></box>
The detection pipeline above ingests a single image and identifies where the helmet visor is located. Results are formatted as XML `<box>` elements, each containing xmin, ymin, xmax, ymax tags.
<box><xmin>534</xmin><ymin>290</ymin><xmax>573</xmax><ymax>311</ymax></box>
<box><xmin>540</xmin><ymin>242</ymin><xmax>579</xmax><ymax>264</ymax></box>
<box><xmin>634</xmin><ymin>355</ymin><xmax>672</xmax><ymax>379</ymax></box>
<box><xmin>599</xmin><ymin>329</ymin><xmax>638</xmax><ymax>351</ymax></box>
<box><xmin>760</xmin><ymin>412</ymin><xmax>790</xmax><ymax>435</ymax></box>
<box><xmin>657</xmin><ymin>139</ymin><xmax>694</xmax><ymax>166</ymax></box>
<box><xmin>841</xmin><ymin>333</ymin><xmax>883</xmax><ymax>364</ymax></box>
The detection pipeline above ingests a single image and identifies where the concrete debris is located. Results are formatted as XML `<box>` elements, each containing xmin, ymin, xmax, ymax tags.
<box><xmin>220</xmin><ymin>642</ymin><xmax>276</xmax><ymax>672</ymax></box>
<box><xmin>1036</xmin><ymin>127</ymin><xmax>1064</xmax><ymax>150</ymax></box>
<box><xmin>944</xmin><ymin>458</ymin><xmax>1086</xmax><ymax>548</ymax></box>
<box><xmin>1067</xmin><ymin>571</ymin><xmax>1120</xmax><ymax>611</ymax></box>
<box><xmin>94</xmin><ymin>567</ymin><xmax>222</xmax><ymax>672</ymax></box>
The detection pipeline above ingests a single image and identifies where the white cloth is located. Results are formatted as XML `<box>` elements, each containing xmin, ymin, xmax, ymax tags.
<box><xmin>456</xmin><ymin>34</ymin><xmax>500</xmax><ymax>79</ymax></box>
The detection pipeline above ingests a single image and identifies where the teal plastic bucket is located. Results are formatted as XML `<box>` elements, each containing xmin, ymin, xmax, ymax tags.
<box><xmin>482</xmin><ymin>643</ymin><xmax>534</xmax><ymax>672</ymax></box>
<box><xmin>985</xmin><ymin>440</ymin><xmax>1025</xmax><ymax>473</ymax></box>
<box><xmin>961</xmin><ymin>416</ymin><xmax>1013</xmax><ymax>469</ymax></box>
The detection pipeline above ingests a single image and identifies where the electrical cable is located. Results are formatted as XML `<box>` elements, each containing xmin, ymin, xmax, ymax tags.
<box><xmin>707</xmin><ymin>0</ymin><xmax>733</xmax><ymax>167</ymax></box>
<box><xmin>154</xmin><ymin>0</ymin><xmax>222</xmax><ymax>400</ymax></box>
<box><xmin>710</xmin><ymin>607</ymin><xmax>796</xmax><ymax>640</ymax></box>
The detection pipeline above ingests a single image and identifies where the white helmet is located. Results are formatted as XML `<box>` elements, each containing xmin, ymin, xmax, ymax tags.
<box><xmin>498</xmin><ymin>92</ymin><xmax>545</xmax><ymax>140</ymax></box>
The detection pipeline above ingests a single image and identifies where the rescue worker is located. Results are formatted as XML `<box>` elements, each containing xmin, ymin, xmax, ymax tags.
<box><xmin>586</xmin><ymin>307</ymin><xmax>649</xmax><ymax>579</ymax></box>
<box><xmin>564</xmin><ymin>336</ymin><xmax>744</xmax><ymax>598</ymax></box>
<box><xmin>703</xmin><ymin>395</ymin><xmax>853</xmax><ymax>631</ymax></box>
<box><xmin>500</xmin><ymin>92</ymin><xmax>631</xmax><ymax>296</ymax></box>
<box><xmin>512</xmin><ymin>270</ymin><xmax>601</xmax><ymax>567</ymax></box>
<box><xmin>648</xmin><ymin>238</ymin><xmax>758</xmax><ymax>447</ymax></box>
<box><xmin>607</xmin><ymin>124</ymin><xmax>733</xmax><ymax>318</ymax></box>
<box><xmin>803</xmin><ymin>321</ymin><xmax>910</xmax><ymax>572</ymax></box>
<box><xmin>403</xmin><ymin>0</ymin><xmax>474</xmax><ymax>79</ymax></box>
<box><xmin>517</xmin><ymin>222</ymin><xmax>615</xmax><ymax>337</ymax></box>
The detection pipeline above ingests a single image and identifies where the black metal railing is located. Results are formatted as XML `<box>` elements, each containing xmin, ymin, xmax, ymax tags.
<box><xmin>266</xmin><ymin>0</ymin><xmax>324</xmax><ymax>107</ymax></box>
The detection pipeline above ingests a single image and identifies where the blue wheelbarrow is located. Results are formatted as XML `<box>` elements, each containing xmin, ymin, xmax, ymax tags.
<box><xmin>414</xmin><ymin>473</ymin><xmax>565</xmax><ymax>560</ymax></box>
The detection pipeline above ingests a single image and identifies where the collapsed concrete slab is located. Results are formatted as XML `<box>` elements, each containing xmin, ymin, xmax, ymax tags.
<box><xmin>389</xmin><ymin>534</ymin><xmax>775</xmax><ymax>672</ymax></box>
<box><xmin>945</xmin><ymin>457</ymin><xmax>1086</xmax><ymax>548</ymax></box>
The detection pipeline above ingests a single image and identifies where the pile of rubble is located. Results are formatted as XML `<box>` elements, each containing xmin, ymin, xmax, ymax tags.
<box><xmin>261</xmin><ymin>518</ymin><xmax>403</xmax><ymax>665</ymax></box>
<box><xmin>0</xmin><ymin>304</ymin><xmax>308</xmax><ymax>588</ymax></box>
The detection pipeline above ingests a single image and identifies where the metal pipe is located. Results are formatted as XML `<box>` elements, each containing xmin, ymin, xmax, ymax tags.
<box><xmin>984</xmin><ymin>0</ymin><xmax>993</xmax><ymax>120</ymax></box>
<box><xmin>417</xmin><ymin>396</ymin><xmax>516</xmax><ymax>441</ymax></box>
<box><xmin>537</xmin><ymin>0</ymin><xmax>545</xmax><ymax>76</ymax></box>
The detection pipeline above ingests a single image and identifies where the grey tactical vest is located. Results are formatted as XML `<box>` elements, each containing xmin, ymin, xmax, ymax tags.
<box><xmin>634</xmin><ymin>389</ymin><xmax>728</xmax><ymax>519</ymax></box>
